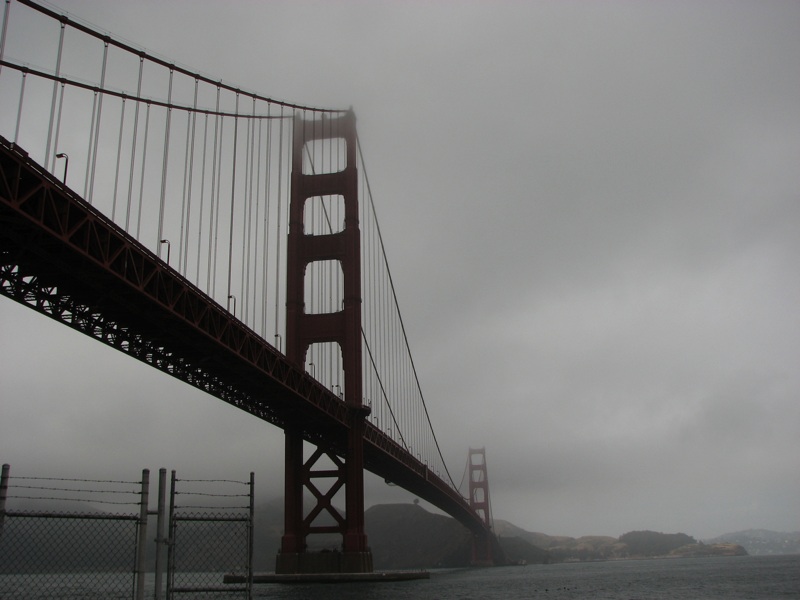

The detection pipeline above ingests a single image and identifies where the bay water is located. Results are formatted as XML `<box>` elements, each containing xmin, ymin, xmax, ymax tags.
<box><xmin>1</xmin><ymin>554</ymin><xmax>796</xmax><ymax>598</ymax></box>
<box><xmin>255</xmin><ymin>555</ymin><xmax>799</xmax><ymax>599</ymax></box>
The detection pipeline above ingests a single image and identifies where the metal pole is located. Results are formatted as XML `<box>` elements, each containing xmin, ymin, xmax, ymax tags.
<box><xmin>247</xmin><ymin>472</ymin><xmax>254</xmax><ymax>599</ymax></box>
<box><xmin>166</xmin><ymin>470</ymin><xmax>177</xmax><ymax>600</ymax></box>
<box><xmin>154</xmin><ymin>468</ymin><xmax>167</xmax><ymax>600</ymax></box>
<box><xmin>56</xmin><ymin>152</ymin><xmax>68</xmax><ymax>185</ymax></box>
<box><xmin>0</xmin><ymin>0</ymin><xmax>11</xmax><ymax>77</ymax></box>
<box><xmin>0</xmin><ymin>464</ymin><xmax>10</xmax><ymax>534</ymax></box>
<box><xmin>135</xmin><ymin>469</ymin><xmax>150</xmax><ymax>600</ymax></box>
<box><xmin>13</xmin><ymin>70</ymin><xmax>27</xmax><ymax>145</ymax></box>
<box><xmin>160</xmin><ymin>239</ymin><xmax>171</xmax><ymax>265</ymax></box>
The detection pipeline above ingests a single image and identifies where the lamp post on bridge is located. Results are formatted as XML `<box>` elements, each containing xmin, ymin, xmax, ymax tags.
<box><xmin>55</xmin><ymin>152</ymin><xmax>68</xmax><ymax>184</ymax></box>
<box><xmin>159</xmin><ymin>239</ymin><xmax>171</xmax><ymax>265</ymax></box>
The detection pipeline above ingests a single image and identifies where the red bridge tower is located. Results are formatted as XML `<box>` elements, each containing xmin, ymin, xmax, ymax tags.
<box><xmin>277</xmin><ymin>111</ymin><xmax>372</xmax><ymax>574</ymax></box>
<box><xmin>469</xmin><ymin>447</ymin><xmax>496</xmax><ymax>566</ymax></box>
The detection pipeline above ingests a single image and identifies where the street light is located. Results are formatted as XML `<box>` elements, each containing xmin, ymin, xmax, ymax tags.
<box><xmin>159</xmin><ymin>239</ymin><xmax>171</xmax><ymax>265</ymax></box>
<box><xmin>227</xmin><ymin>294</ymin><xmax>236</xmax><ymax>318</ymax></box>
<box><xmin>55</xmin><ymin>152</ymin><xmax>68</xmax><ymax>184</ymax></box>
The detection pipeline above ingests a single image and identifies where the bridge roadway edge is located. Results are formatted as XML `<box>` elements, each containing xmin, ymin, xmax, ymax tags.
<box><xmin>0</xmin><ymin>135</ymin><xmax>490</xmax><ymax>540</ymax></box>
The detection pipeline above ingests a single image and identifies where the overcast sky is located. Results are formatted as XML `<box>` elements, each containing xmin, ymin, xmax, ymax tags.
<box><xmin>2</xmin><ymin>0</ymin><xmax>799</xmax><ymax>540</ymax></box>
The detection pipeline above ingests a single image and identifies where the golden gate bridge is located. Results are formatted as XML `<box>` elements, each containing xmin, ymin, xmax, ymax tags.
<box><xmin>0</xmin><ymin>0</ymin><xmax>502</xmax><ymax>573</ymax></box>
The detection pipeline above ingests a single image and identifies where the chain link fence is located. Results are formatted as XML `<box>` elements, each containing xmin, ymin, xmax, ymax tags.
<box><xmin>0</xmin><ymin>465</ymin><xmax>254</xmax><ymax>599</ymax></box>
<box><xmin>167</xmin><ymin>474</ymin><xmax>254</xmax><ymax>599</ymax></box>
<box><xmin>0</xmin><ymin>464</ymin><xmax>147</xmax><ymax>599</ymax></box>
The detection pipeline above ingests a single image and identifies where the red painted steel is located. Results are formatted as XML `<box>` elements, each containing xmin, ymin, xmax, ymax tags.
<box><xmin>280</xmin><ymin>112</ymin><xmax>371</xmax><ymax>571</ymax></box>
<box><xmin>469</xmin><ymin>448</ymin><xmax>495</xmax><ymax>565</ymax></box>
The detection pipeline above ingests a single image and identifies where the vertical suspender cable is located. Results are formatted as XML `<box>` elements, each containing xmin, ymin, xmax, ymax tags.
<box><xmin>125</xmin><ymin>56</ymin><xmax>144</xmax><ymax>232</ymax></box>
<box><xmin>45</xmin><ymin>21</ymin><xmax>65</xmax><ymax>172</ymax></box>
<box><xmin>179</xmin><ymin>78</ymin><xmax>199</xmax><ymax>274</ymax></box>
<box><xmin>239</xmin><ymin>101</ymin><xmax>251</xmax><ymax>319</ymax></box>
<box><xmin>51</xmin><ymin>81</ymin><xmax>65</xmax><ymax>180</ymax></box>
<box><xmin>251</xmin><ymin>113</ymin><xmax>259</xmax><ymax>328</ymax></box>
<box><xmin>87</xmin><ymin>39</ymin><xmax>109</xmax><ymax>205</ymax></box>
<box><xmin>273</xmin><ymin>106</ymin><xmax>285</xmax><ymax>348</ymax></box>
<box><xmin>304</xmin><ymin>117</ymin><xmax>312</xmax><ymax>320</ymax></box>
<box><xmin>157</xmin><ymin>67</ymin><xmax>174</xmax><ymax>256</ymax></box>
<box><xmin>253</xmin><ymin>113</ymin><xmax>263</xmax><ymax>331</ymax></box>
<box><xmin>248</xmin><ymin>97</ymin><xmax>258</xmax><ymax>324</ymax></box>
<box><xmin>369</xmin><ymin>172</ymin><xmax>377</xmax><ymax>418</ymax></box>
<box><xmin>177</xmin><ymin>108</ymin><xmax>192</xmax><ymax>268</ymax></box>
<box><xmin>84</xmin><ymin>84</ymin><xmax>98</xmax><ymax>197</ymax></box>
<box><xmin>383</xmin><ymin>257</ymin><xmax>391</xmax><ymax>433</ymax></box>
<box><xmin>328</xmin><ymin>118</ymin><xmax>335</xmax><ymax>385</ymax></box>
<box><xmin>242</xmin><ymin>95</ymin><xmax>256</xmax><ymax>324</ymax></box>
<box><xmin>364</xmin><ymin>168</ymin><xmax>374</xmax><ymax>415</ymax></box>
<box><xmin>195</xmin><ymin>111</ymin><xmax>210</xmax><ymax>283</ymax></box>
<box><xmin>212</xmin><ymin>107</ymin><xmax>226</xmax><ymax>297</ymax></box>
<box><xmin>0</xmin><ymin>0</ymin><xmax>10</xmax><ymax>77</ymax></box>
<box><xmin>13</xmin><ymin>69</ymin><xmax>26</xmax><ymax>145</ymax></box>
<box><xmin>226</xmin><ymin>92</ymin><xmax>240</xmax><ymax>314</ymax></box>
<box><xmin>111</xmin><ymin>96</ymin><xmax>127</xmax><ymax>222</ymax></box>
<box><xmin>261</xmin><ymin>104</ymin><xmax>272</xmax><ymax>337</ymax></box>
<box><xmin>392</xmin><ymin>275</ymin><xmax>403</xmax><ymax>448</ymax></box>
<box><xmin>240</xmin><ymin>109</ymin><xmax>250</xmax><ymax>322</ymax></box>
<box><xmin>322</xmin><ymin>119</ymin><xmax>328</xmax><ymax>382</ymax></box>
<box><xmin>135</xmin><ymin>102</ymin><xmax>151</xmax><ymax>240</ymax></box>
<box><xmin>207</xmin><ymin>85</ymin><xmax>221</xmax><ymax>293</ymax></box>
<box><xmin>330</xmin><ymin>132</ymin><xmax>336</xmax><ymax>382</ymax></box>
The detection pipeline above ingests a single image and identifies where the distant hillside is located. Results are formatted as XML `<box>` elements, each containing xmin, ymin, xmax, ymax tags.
<box><xmin>224</xmin><ymin>505</ymin><xmax>750</xmax><ymax>567</ymax></box>
<box><xmin>706</xmin><ymin>529</ymin><xmax>800</xmax><ymax>556</ymax></box>
<box><xmin>494</xmin><ymin>519</ymin><xmax>572</xmax><ymax>550</ymax></box>
<box><xmin>365</xmin><ymin>503</ymin><xmax>472</xmax><ymax>569</ymax></box>
<box><xmin>493</xmin><ymin>523</ymin><xmax>747</xmax><ymax>562</ymax></box>
<box><xmin>619</xmin><ymin>530</ymin><xmax>696</xmax><ymax>555</ymax></box>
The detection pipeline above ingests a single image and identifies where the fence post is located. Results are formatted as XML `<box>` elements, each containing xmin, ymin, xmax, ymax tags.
<box><xmin>166</xmin><ymin>470</ymin><xmax>177</xmax><ymax>600</ymax></box>
<box><xmin>248</xmin><ymin>472</ymin><xmax>254</xmax><ymax>598</ymax></box>
<box><xmin>0</xmin><ymin>464</ymin><xmax>9</xmax><ymax>534</ymax></box>
<box><xmin>154</xmin><ymin>467</ymin><xmax>167</xmax><ymax>600</ymax></box>
<box><xmin>135</xmin><ymin>469</ymin><xmax>150</xmax><ymax>600</ymax></box>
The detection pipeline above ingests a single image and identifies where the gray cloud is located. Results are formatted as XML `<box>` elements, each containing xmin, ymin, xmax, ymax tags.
<box><xmin>1</xmin><ymin>0</ymin><xmax>798</xmax><ymax>539</ymax></box>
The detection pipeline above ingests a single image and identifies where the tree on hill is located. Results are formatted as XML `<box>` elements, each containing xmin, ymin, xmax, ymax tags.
<box><xmin>619</xmin><ymin>530</ymin><xmax>696</xmax><ymax>556</ymax></box>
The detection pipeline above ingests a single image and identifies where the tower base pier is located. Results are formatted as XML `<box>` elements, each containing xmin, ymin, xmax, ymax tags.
<box><xmin>275</xmin><ymin>550</ymin><xmax>374</xmax><ymax>575</ymax></box>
